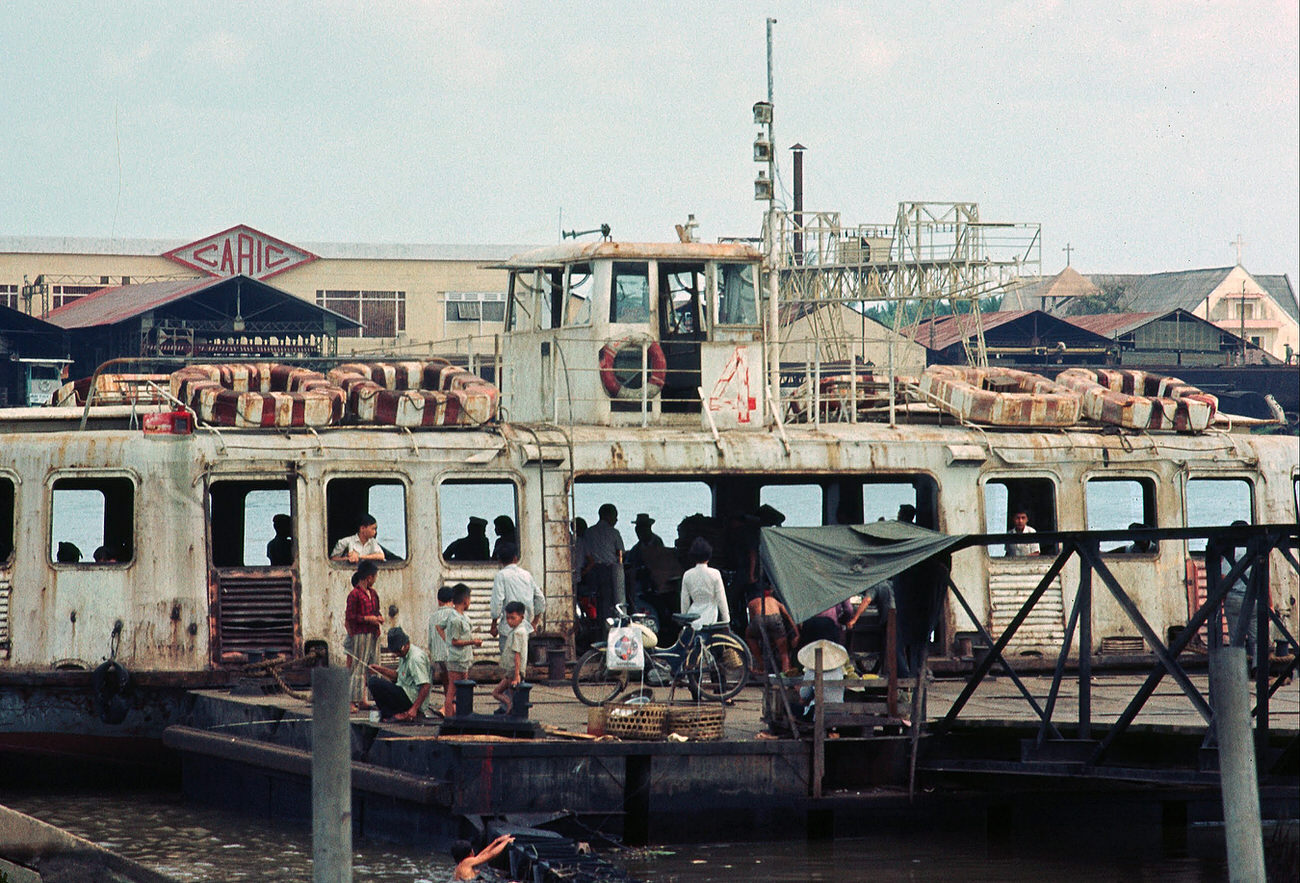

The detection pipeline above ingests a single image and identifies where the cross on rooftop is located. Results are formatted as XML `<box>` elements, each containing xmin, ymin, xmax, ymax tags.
<box><xmin>1062</xmin><ymin>243</ymin><xmax>1073</xmax><ymax>266</ymax></box>
<box><xmin>1230</xmin><ymin>234</ymin><xmax>1246</xmax><ymax>265</ymax></box>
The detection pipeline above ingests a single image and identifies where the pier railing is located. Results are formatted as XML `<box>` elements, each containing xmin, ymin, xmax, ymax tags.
<box><xmin>925</xmin><ymin>523</ymin><xmax>1298</xmax><ymax>777</ymax></box>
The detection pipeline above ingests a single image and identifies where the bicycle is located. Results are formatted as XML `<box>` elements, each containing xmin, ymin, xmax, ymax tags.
<box><xmin>571</xmin><ymin>605</ymin><xmax>752</xmax><ymax>706</ymax></box>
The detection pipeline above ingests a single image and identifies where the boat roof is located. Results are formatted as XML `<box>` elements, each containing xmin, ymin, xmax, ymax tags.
<box><xmin>492</xmin><ymin>240</ymin><xmax>762</xmax><ymax>269</ymax></box>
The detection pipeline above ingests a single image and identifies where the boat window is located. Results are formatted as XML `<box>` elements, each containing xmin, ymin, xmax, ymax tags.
<box><xmin>440</xmin><ymin>479</ymin><xmax>518</xmax><ymax>562</ymax></box>
<box><xmin>610</xmin><ymin>262</ymin><xmax>650</xmax><ymax>325</ymax></box>
<box><xmin>760</xmin><ymin>484</ymin><xmax>822</xmax><ymax>527</ymax></box>
<box><xmin>564</xmin><ymin>264</ymin><xmax>594</xmax><ymax>326</ymax></box>
<box><xmin>1185</xmin><ymin>478</ymin><xmax>1253</xmax><ymax>553</ymax></box>
<box><xmin>660</xmin><ymin>263</ymin><xmax>707</xmax><ymax>337</ymax></box>
<box><xmin>50</xmin><ymin>477</ymin><xmax>134</xmax><ymax>565</ymax></box>
<box><xmin>208</xmin><ymin>480</ymin><xmax>293</xmax><ymax>568</ymax></box>
<box><xmin>716</xmin><ymin>263</ymin><xmax>759</xmax><ymax>326</ymax></box>
<box><xmin>573</xmin><ymin>478</ymin><xmax>713</xmax><ymax>555</ymax></box>
<box><xmin>508</xmin><ymin>270</ymin><xmax>561</xmax><ymax>331</ymax></box>
<box><xmin>984</xmin><ymin>478</ymin><xmax>1057</xmax><ymax>557</ymax></box>
<box><xmin>0</xmin><ymin>478</ymin><xmax>13</xmax><ymax>563</ymax></box>
<box><xmin>860</xmin><ymin>477</ymin><xmax>940</xmax><ymax>528</ymax></box>
<box><xmin>1086</xmin><ymin>477</ymin><xmax>1157</xmax><ymax>554</ymax></box>
<box><xmin>326</xmin><ymin>478</ymin><xmax>407</xmax><ymax>563</ymax></box>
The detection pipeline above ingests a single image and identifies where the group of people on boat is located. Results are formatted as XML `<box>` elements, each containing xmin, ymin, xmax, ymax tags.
<box><xmin>337</xmin><ymin>511</ymin><xmax>543</xmax><ymax>723</ymax></box>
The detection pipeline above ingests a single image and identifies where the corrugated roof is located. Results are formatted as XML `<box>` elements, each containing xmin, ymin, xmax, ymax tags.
<box><xmin>43</xmin><ymin>275</ymin><xmax>359</xmax><ymax>329</ymax></box>
<box><xmin>45</xmin><ymin>277</ymin><xmax>224</xmax><ymax>328</ymax></box>
<box><xmin>1</xmin><ymin>301</ymin><xmax>66</xmax><ymax>333</ymax></box>
<box><xmin>1256</xmin><ymin>274</ymin><xmax>1299</xmax><ymax>322</ymax></box>
<box><xmin>1064</xmin><ymin>311</ymin><xmax>1163</xmax><ymax>337</ymax></box>
<box><xmin>910</xmin><ymin>309</ymin><xmax>1034</xmax><ymax>351</ymax></box>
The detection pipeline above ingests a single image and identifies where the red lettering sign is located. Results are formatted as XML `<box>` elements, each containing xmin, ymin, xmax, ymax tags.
<box><xmin>165</xmin><ymin>225</ymin><xmax>316</xmax><ymax>280</ymax></box>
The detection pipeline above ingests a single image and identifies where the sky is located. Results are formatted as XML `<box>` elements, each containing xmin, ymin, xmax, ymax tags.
<box><xmin>2</xmin><ymin>1</ymin><xmax>1296</xmax><ymax>284</ymax></box>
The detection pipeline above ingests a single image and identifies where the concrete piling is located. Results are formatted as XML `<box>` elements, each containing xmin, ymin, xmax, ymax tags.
<box><xmin>1208</xmin><ymin>646</ymin><xmax>1265</xmax><ymax>882</ymax></box>
<box><xmin>312</xmin><ymin>667</ymin><xmax>351</xmax><ymax>883</ymax></box>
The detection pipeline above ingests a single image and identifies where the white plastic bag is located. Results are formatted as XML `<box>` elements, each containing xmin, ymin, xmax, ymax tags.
<box><xmin>606</xmin><ymin>625</ymin><xmax>645</xmax><ymax>670</ymax></box>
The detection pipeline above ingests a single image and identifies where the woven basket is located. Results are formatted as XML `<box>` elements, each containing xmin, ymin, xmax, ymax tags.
<box><xmin>604</xmin><ymin>702</ymin><xmax>669</xmax><ymax>741</ymax></box>
<box><xmin>665</xmin><ymin>705</ymin><xmax>726</xmax><ymax>741</ymax></box>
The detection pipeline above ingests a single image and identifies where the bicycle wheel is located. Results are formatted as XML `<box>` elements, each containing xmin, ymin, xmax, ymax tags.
<box><xmin>571</xmin><ymin>648</ymin><xmax>629</xmax><ymax>707</ymax></box>
<box><xmin>697</xmin><ymin>633</ymin><xmax>751</xmax><ymax>701</ymax></box>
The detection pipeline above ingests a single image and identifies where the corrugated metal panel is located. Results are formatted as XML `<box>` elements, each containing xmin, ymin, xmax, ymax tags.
<box><xmin>989</xmin><ymin>568</ymin><xmax>1065</xmax><ymax>648</ymax></box>
<box><xmin>0</xmin><ymin>574</ymin><xmax>10</xmax><ymax>649</ymax></box>
<box><xmin>45</xmin><ymin>277</ymin><xmax>223</xmax><ymax>328</ymax></box>
<box><xmin>216</xmin><ymin>573</ymin><xmax>296</xmax><ymax>656</ymax></box>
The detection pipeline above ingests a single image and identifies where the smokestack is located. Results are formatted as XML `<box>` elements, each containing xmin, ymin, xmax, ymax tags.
<box><xmin>791</xmin><ymin>143</ymin><xmax>805</xmax><ymax>265</ymax></box>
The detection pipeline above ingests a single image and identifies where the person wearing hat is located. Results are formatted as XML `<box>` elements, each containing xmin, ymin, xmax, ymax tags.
<box><xmin>366</xmin><ymin>627</ymin><xmax>435</xmax><ymax>722</ymax></box>
<box><xmin>344</xmin><ymin>561</ymin><xmax>383</xmax><ymax>713</ymax></box>
<box><xmin>491</xmin><ymin>515</ymin><xmax>517</xmax><ymax>561</ymax></box>
<box><xmin>625</xmin><ymin>513</ymin><xmax>664</xmax><ymax>612</ymax></box>
<box><xmin>444</xmin><ymin>516</ymin><xmax>491</xmax><ymax>562</ymax></box>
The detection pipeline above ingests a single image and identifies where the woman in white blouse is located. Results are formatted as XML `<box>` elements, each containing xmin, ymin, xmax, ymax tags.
<box><xmin>679</xmin><ymin>537</ymin><xmax>730</xmax><ymax>627</ymax></box>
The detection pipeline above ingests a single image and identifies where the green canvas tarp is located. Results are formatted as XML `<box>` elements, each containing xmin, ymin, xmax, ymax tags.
<box><xmin>758</xmin><ymin>520</ymin><xmax>965</xmax><ymax>623</ymax></box>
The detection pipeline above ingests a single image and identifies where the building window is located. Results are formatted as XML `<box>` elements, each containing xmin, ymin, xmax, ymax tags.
<box><xmin>315</xmin><ymin>290</ymin><xmax>405</xmax><ymax>338</ymax></box>
<box><xmin>51</xmin><ymin>285</ymin><xmax>103</xmax><ymax>310</ymax></box>
<box><xmin>444</xmin><ymin>291</ymin><xmax>506</xmax><ymax>325</ymax></box>
<box><xmin>326</xmin><ymin>478</ymin><xmax>407</xmax><ymax>563</ymax></box>
<box><xmin>208</xmin><ymin>480</ymin><xmax>294</xmax><ymax>567</ymax></box>
<box><xmin>440</xmin><ymin>479</ymin><xmax>519</xmax><ymax>562</ymax></box>
<box><xmin>0</xmin><ymin>285</ymin><xmax>17</xmax><ymax>311</ymax></box>
<box><xmin>50</xmin><ymin>476</ymin><xmax>134</xmax><ymax>564</ymax></box>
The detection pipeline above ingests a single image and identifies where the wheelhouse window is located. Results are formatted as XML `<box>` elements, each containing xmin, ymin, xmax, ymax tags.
<box><xmin>208</xmin><ymin>480</ymin><xmax>293</xmax><ymax>568</ymax></box>
<box><xmin>716</xmin><ymin>263</ymin><xmax>759</xmax><ymax>326</ymax></box>
<box><xmin>610</xmin><ymin>262</ymin><xmax>650</xmax><ymax>324</ymax></box>
<box><xmin>316</xmin><ymin>289</ymin><xmax>406</xmax><ymax>338</ymax></box>
<box><xmin>0</xmin><ymin>477</ymin><xmax>14</xmax><ymax>562</ymax></box>
<box><xmin>1086</xmin><ymin>476</ymin><xmax>1156</xmax><ymax>553</ymax></box>
<box><xmin>660</xmin><ymin>263</ymin><xmax>707</xmax><ymax>337</ymax></box>
<box><xmin>326</xmin><ymin>478</ymin><xmax>407</xmax><ymax>563</ymax></box>
<box><xmin>984</xmin><ymin>477</ymin><xmax>1057</xmax><ymax>557</ymax></box>
<box><xmin>50</xmin><ymin>476</ymin><xmax>134</xmax><ymax>564</ymax></box>
<box><xmin>440</xmin><ymin>479</ymin><xmax>519</xmax><ymax>562</ymax></box>
<box><xmin>1186</xmin><ymin>478</ymin><xmax>1253</xmax><ymax>553</ymax></box>
<box><xmin>564</xmin><ymin>264</ymin><xmax>594</xmax><ymax>326</ymax></box>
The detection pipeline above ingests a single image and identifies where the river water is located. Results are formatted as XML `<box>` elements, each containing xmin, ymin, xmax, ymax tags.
<box><xmin>0</xmin><ymin>786</ymin><xmax>1240</xmax><ymax>882</ymax></box>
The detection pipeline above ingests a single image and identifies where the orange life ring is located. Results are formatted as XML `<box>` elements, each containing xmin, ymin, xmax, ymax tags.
<box><xmin>598</xmin><ymin>339</ymin><xmax>667</xmax><ymax>399</ymax></box>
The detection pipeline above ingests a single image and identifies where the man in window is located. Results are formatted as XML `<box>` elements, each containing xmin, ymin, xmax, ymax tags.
<box><xmin>267</xmin><ymin>514</ymin><xmax>294</xmax><ymax>566</ymax></box>
<box><xmin>444</xmin><ymin>516</ymin><xmax>491</xmax><ymax>561</ymax></box>
<box><xmin>1005</xmin><ymin>510</ymin><xmax>1038</xmax><ymax>557</ymax></box>
<box><xmin>331</xmin><ymin>513</ymin><xmax>385</xmax><ymax>564</ymax></box>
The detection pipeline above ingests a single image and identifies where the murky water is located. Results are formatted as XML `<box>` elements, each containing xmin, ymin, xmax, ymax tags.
<box><xmin>1</xmin><ymin>787</ymin><xmax>1239</xmax><ymax>882</ymax></box>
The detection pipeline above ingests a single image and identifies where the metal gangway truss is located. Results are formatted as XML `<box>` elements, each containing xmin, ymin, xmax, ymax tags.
<box><xmin>917</xmin><ymin>523</ymin><xmax>1299</xmax><ymax>785</ymax></box>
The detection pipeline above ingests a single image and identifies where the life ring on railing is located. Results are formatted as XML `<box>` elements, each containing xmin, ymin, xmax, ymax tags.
<box><xmin>598</xmin><ymin>339</ymin><xmax>667</xmax><ymax>399</ymax></box>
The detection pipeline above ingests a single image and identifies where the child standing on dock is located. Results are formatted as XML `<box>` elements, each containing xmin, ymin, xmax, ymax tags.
<box><xmin>443</xmin><ymin>584</ymin><xmax>482</xmax><ymax>718</ymax></box>
<box><xmin>428</xmin><ymin>584</ymin><xmax>456</xmax><ymax>715</ymax></box>
<box><xmin>492</xmin><ymin>601</ymin><xmax>528</xmax><ymax>715</ymax></box>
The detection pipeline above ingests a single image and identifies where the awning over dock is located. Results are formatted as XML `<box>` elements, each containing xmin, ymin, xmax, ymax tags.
<box><xmin>759</xmin><ymin>521</ymin><xmax>962</xmax><ymax>623</ymax></box>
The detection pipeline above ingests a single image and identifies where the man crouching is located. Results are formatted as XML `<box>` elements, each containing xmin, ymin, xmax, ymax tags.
<box><xmin>367</xmin><ymin>627</ymin><xmax>434</xmax><ymax>722</ymax></box>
